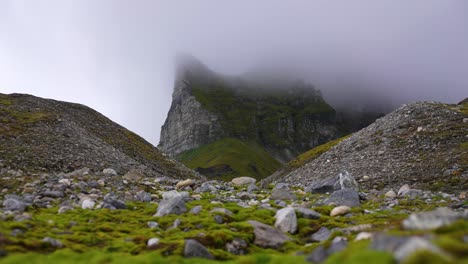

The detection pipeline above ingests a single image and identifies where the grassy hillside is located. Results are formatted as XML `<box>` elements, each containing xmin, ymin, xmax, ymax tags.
<box><xmin>177</xmin><ymin>138</ymin><xmax>281</xmax><ymax>180</ymax></box>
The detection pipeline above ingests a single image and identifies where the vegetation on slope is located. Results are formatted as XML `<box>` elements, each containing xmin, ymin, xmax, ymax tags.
<box><xmin>177</xmin><ymin>138</ymin><xmax>281</xmax><ymax>180</ymax></box>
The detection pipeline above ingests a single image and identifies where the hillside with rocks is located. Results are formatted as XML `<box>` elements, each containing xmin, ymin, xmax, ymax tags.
<box><xmin>159</xmin><ymin>56</ymin><xmax>381</xmax><ymax>180</ymax></box>
<box><xmin>0</xmin><ymin>93</ymin><xmax>197</xmax><ymax>179</ymax></box>
<box><xmin>264</xmin><ymin>101</ymin><xmax>468</xmax><ymax>193</ymax></box>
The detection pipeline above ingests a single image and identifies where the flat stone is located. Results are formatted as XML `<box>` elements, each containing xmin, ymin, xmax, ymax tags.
<box><xmin>295</xmin><ymin>207</ymin><xmax>321</xmax><ymax>220</ymax></box>
<box><xmin>176</xmin><ymin>179</ymin><xmax>194</xmax><ymax>189</ymax></box>
<box><xmin>248</xmin><ymin>220</ymin><xmax>291</xmax><ymax>249</ymax></box>
<box><xmin>231</xmin><ymin>177</ymin><xmax>256</xmax><ymax>186</ymax></box>
<box><xmin>271</xmin><ymin>188</ymin><xmax>297</xmax><ymax>201</ymax></box>
<box><xmin>309</xmin><ymin>227</ymin><xmax>331</xmax><ymax>242</ymax></box>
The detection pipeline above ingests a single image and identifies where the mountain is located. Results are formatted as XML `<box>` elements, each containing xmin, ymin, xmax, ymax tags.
<box><xmin>0</xmin><ymin>93</ymin><xmax>196</xmax><ymax>179</ymax></box>
<box><xmin>263</xmin><ymin>100</ymin><xmax>468</xmax><ymax>192</ymax></box>
<box><xmin>158</xmin><ymin>56</ymin><xmax>380</xmax><ymax>180</ymax></box>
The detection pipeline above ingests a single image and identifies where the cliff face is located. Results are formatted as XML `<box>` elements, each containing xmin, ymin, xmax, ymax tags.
<box><xmin>159</xmin><ymin>57</ymin><xmax>354</xmax><ymax>179</ymax></box>
<box><xmin>0</xmin><ymin>93</ymin><xmax>197</xmax><ymax>179</ymax></box>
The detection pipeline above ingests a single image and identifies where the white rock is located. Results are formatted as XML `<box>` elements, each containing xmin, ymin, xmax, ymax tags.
<box><xmin>384</xmin><ymin>190</ymin><xmax>397</xmax><ymax>199</ymax></box>
<box><xmin>102</xmin><ymin>168</ymin><xmax>117</xmax><ymax>176</ymax></box>
<box><xmin>176</xmin><ymin>179</ymin><xmax>194</xmax><ymax>189</ymax></box>
<box><xmin>397</xmin><ymin>184</ymin><xmax>411</xmax><ymax>196</ymax></box>
<box><xmin>330</xmin><ymin>206</ymin><xmax>351</xmax><ymax>217</ymax></box>
<box><xmin>355</xmin><ymin>232</ymin><xmax>373</xmax><ymax>241</ymax></box>
<box><xmin>58</xmin><ymin>179</ymin><xmax>71</xmax><ymax>186</ymax></box>
<box><xmin>274</xmin><ymin>207</ymin><xmax>297</xmax><ymax>234</ymax></box>
<box><xmin>147</xmin><ymin>238</ymin><xmax>160</xmax><ymax>248</ymax></box>
<box><xmin>97</xmin><ymin>180</ymin><xmax>105</xmax><ymax>187</ymax></box>
<box><xmin>81</xmin><ymin>199</ymin><xmax>95</xmax><ymax>209</ymax></box>
<box><xmin>231</xmin><ymin>177</ymin><xmax>256</xmax><ymax>186</ymax></box>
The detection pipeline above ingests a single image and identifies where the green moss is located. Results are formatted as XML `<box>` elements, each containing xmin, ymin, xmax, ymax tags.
<box><xmin>286</xmin><ymin>135</ymin><xmax>351</xmax><ymax>169</ymax></box>
<box><xmin>402</xmin><ymin>250</ymin><xmax>452</xmax><ymax>264</ymax></box>
<box><xmin>324</xmin><ymin>240</ymin><xmax>394</xmax><ymax>264</ymax></box>
<box><xmin>177</xmin><ymin>138</ymin><xmax>281</xmax><ymax>180</ymax></box>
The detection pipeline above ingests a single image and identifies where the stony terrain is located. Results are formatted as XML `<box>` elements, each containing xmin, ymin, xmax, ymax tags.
<box><xmin>264</xmin><ymin>101</ymin><xmax>468</xmax><ymax>193</ymax></box>
<box><xmin>0</xmin><ymin>93</ymin><xmax>196</xmax><ymax>179</ymax></box>
<box><xmin>0</xmin><ymin>172</ymin><xmax>467</xmax><ymax>263</ymax></box>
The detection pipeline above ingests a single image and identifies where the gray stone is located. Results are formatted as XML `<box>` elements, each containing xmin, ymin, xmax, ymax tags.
<box><xmin>42</xmin><ymin>237</ymin><xmax>63</xmax><ymax>248</ymax></box>
<box><xmin>274</xmin><ymin>207</ymin><xmax>297</xmax><ymax>234</ymax></box>
<box><xmin>309</xmin><ymin>227</ymin><xmax>331</xmax><ymax>242</ymax></box>
<box><xmin>325</xmin><ymin>189</ymin><xmax>360</xmax><ymax>207</ymax></box>
<box><xmin>42</xmin><ymin>190</ymin><xmax>64</xmax><ymax>198</ymax></box>
<box><xmin>247</xmin><ymin>184</ymin><xmax>259</xmax><ymax>192</ymax></box>
<box><xmin>338</xmin><ymin>171</ymin><xmax>359</xmax><ymax>191</ymax></box>
<box><xmin>58</xmin><ymin>206</ymin><xmax>73</xmax><ymax>214</ymax></box>
<box><xmin>147</xmin><ymin>238</ymin><xmax>160</xmax><ymax>248</ymax></box>
<box><xmin>155</xmin><ymin>191</ymin><xmax>187</xmax><ymax>217</ymax></box>
<box><xmin>184</xmin><ymin>239</ymin><xmax>213</xmax><ymax>259</ymax></box>
<box><xmin>328</xmin><ymin>237</ymin><xmax>348</xmax><ymax>255</ymax></box>
<box><xmin>81</xmin><ymin>199</ymin><xmax>95</xmax><ymax>209</ymax></box>
<box><xmin>103</xmin><ymin>195</ymin><xmax>126</xmax><ymax>210</ymax></box>
<box><xmin>226</xmin><ymin>238</ymin><xmax>248</xmax><ymax>255</ymax></box>
<box><xmin>271</xmin><ymin>188</ymin><xmax>297</xmax><ymax>201</ymax></box>
<box><xmin>295</xmin><ymin>208</ymin><xmax>321</xmax><ymax>220</ymax></box>
<box><xmin>194</xmin><ymin>182</ymin><xmax>217</xmax><ymax>193</ymax></box>
<box><xmin>306</xmin><ymin>245</ymin><xmax>328</xmax><ymax>263</ymax></box>
<box><xmin>147</xmin><ymin>221</ymin><xmax>159</xmax><ymax>229</ymax></box>
<box><xmin>136</xmin><ymin>191</ymin><xmax>152</xmax><ymax>202</ymax></box>
<box><xmin>371</xmin><ymin>234</ymin><xmax>410</xmax><ymax>252</ymax></box>
<box><xmin>190</xmin><ymin>205</ymin><xmax>202</xmax><ymax>215</ymax></box>
<box><xmin>397</xmin><ymin>184</ymin><xmax>411</xmax><ymax>196</ymax></box>
<box><xmin>394</xmin><ymin>237</ymin><xmax>448</xmax><ymax>262</ymax></box>
<box><xmin>305</xmin><ymin>175</ymin><xmax>340</xmax><ymax>194</ymax></box>
<box><xmin>210</xmin><ymin>207</ymin><xmax>233</xmax><ymax>216</ymax></box>
<box><xmin>214</xmin><ymin>215</ymin><xmax>224</xmax><ymax>224</ymax></box>
<box><xmin>402</xmin><ymin>207</ymin><xmax>464</xmax><ymax>230</ymax></box>
<box><xmin>3</xmin><ymin>198</ymin><xmax>27</xmax><ymax>212</ymax></box>
<box><xmin>66</xmin><ymin>167</ymin><xmax>90</xmax><ymax>177</ymax></box>
<box><xmin>248</xmin><ymin>220</ymin><xmax>291</xmax><ymax>249</ymax></box>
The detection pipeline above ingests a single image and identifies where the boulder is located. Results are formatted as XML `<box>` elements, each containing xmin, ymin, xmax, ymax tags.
<box><xmin>274</xmin><ymin>207</ymin><xmax>297</xmax><ymax>234</ymax></box>
<box><xmin>402</xmin><ymin>207</ymin><xmax>465</xmax><ymax>230</ymax></box>
<box><xmin>330</xmin><ymin>206</ymin><xmax>351</xmax><ymax>217</ymax></box>
<box><xmin>271</xmin><ymin>189</ymin><xmax>297</xmax><ymax>201</ymax></box>
<box><xmin>248</xmin><ymin>220</ymin><xmax>291</xmax><ymax>249</ymax></box>
<box><xmin>226</xmin><ymin>238</ymin><xmax>248</xmax><ymax>255</ymax></box>
<box><xmin>295</xmin><ymin>207</ymin><xmax>321</xmax><ymax>220</ymax></box>
<box><xmin>154</xmin><ymin>191</ymin><xmax>187</xmax><ymax>217</ymax></box>
<box><xmin>3</xmin><ymin>198</ymin><xmax>27</xmax><ymax>212</ymax></box>
<box><xmin>102</xmin><ymin>168</ymin><xmax>117</xmax><ymax>176</ymax></box>
<box><xmin>176</xmin><ymin>179</ymin><xmax>194</xmax><ymax>189</ymax></box>
<box><xmin>309</xmin><ymin>227</ymin><xmax>331</xmax><ymax>242</ymax></box>
<box><xmin>231</xmin><ymin>177</ymin><xmax>256</xmax><ymax>186</ymax></box>
<box><xmin>184</xmin><ymin>239</ymin><xmax>213</xmax><ymax>259</ymax></box>
<box><xmin>338</xmin><ymin>171</ymin><xmax>359</xmax><ymax>191</ymax></box>
<box><xmin>305</xmin><ymin>175</ymin><xmax>340</xmax><ymax>194</ymax></box>
<box><xmin>147</xmin><ymin>238</ymin><xmax>160</xmax><ymax>248</ymax></box>
<box><xmin>325</xmin><ymin>189</ymin><xmax>360</xmax><ymax>207</ymax></box>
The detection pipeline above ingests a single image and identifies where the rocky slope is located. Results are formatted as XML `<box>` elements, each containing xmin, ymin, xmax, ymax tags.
<box><xmin>159</xmin><ymin>56</ymin><xmax>380</xmax><ymax>179</ymax></box>
<box><xmin>264</xmin><ymin>100</ymin><xmax>468</xmax><ymax>193</ymax></box>
<box><xmin>0</xmin><ymin>93</ymin><xmax>196</xmax><ymax>179</ymax></box>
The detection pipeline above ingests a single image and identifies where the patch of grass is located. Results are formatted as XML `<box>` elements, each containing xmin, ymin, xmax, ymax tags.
<box><xmin>177</xmin><ymin>138</ymin><xmax>281</xmax><ymax>180</ymax></box>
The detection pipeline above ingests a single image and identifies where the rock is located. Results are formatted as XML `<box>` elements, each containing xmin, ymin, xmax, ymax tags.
<box><xmin>402</xmin><ymin>207</ymin><xmax>464</xmax><ymax>230</ymax></box>
<box><xmin>58</xmin><ymin>206</ymin><xmax>73</xmax><ymax>214</ymax></box>
<box><xmin>81</xmin><ymin>199</ymin><xmax>95</xmax><ymax>209</ymax></box>
<box><xmin>123</xmin><ymin>170</ymin><xmax>144</xmax><ymax>182</ymax></box>
<box><xmin>330</xmin><ymin>206</ymin><xmax>351</xmax><ymax>217</ymax></box>
<box><xmin>355</xmin><ymin>232</ymin><xmax>373</xmax><ymax>241</ymax></box>
<box><xmin>394</xmin><ymin>237</ymin><xmax>448</xmax><ymax>262</ymax></box>
<box><xmin>136</xmin><ymin>191</ymin><xmax>152</xmax><ymax>202</ymax></box>
<box><xmin>274</xmin><ymin>207</ymin><xmax>297</xmax><ymax>234</ymax></box>
<box><xmin>66</xmin><ymin>167</ymin><xmax>90</xmax><ymax>177</ymax></box>
<box><xmin>147</xmin><ymin>221</ymin><xmax>159</xmax><ymax>229</ymax></box>
<box><xmin>460</xmin><ymin>192</ymin><xmax>467</xmax><ymax>200</ymax></box>
<box><xmin>295</xmin><ymin>208</ymin><xmax>321</xmax><ymax>220</ymax></box>
<box><xmin>102</xmin><ymin>195</ymin><xmax>126</xmax><ymax>210</ymax></box>
<box><xmin>237</xmin><ymin>191</ymin><xmax>254</xmax><ymax>200</ymax></box>
<box><xmin>42</xmin><ymin>237</ymin><xmax>63</xmax><ymax>248</ymax></box>
<box><xmin>155</xmin><ymin>191</ymin><xmax>187</xmax><ymax>217</ymax></box>
<box><xmin>309</xmin><ymin>227</ymin><xmax>331</xmax><ymax>242</ymax></box>
<box><xmin>102</xmin><ymin>168</ymin><xmax>117</xmax><ymax>176</ymax></box>
<box><xmin>325</xmin><ymin>189</ymin><xmax>360</xmax><ymax>207</ymax></box>
<box><xmin>231</xmin><ymin>177</ymin><xmax>256</xmax><ymax>186</ymax></box>
<box><xmin>58</xmin><ymin>179</ymin><xmax>71</xmax><ymax>186</ymax></box>
<box><xmin>226</xmin><ymin>238</ymin><xmax>248</xmax><ymax>255</ymax></box>
<box><xmin>328</xmin><ymin>237</ymin><xmax>348</xmax><ymax>255</ymax></box>
<box><xmin>247</xmin><ymin>184</ymin><xmax>259</xmax><ymax>192</ymax></box>
<box><xmin>338</xmin><ymin>171</ymin><xmax>359</xmax><ymax>191</ymax></box>
<box><xmin>42</xmin><ymin>190</ymin><xmax>64</xmax><ymax>198</ymax></box>
<box><xmin>210</xmin><ymin>207</ymin><xmax>233</xmax><ymax>216</ymax></box>
<box><xmin>305</xmin><ymin>175</ymin><xmax>340</xmax><ymax>194</ymax></box>
<box><xmin>384</xmin><ymin>190</ymin><xmax>397</xmax><ymax>199</ymax></box>
<box><xmin>190</xmin><ymin>205</ymin><xmax>202</xmax><ymax>215</ymax></box>
<box><xmin>176</xmin><ymin>179</ymin><xmax>194</xmax><ymax>189</ymax></box>
<box><xmin>194</xmin><ymin>182</ymin><xmax>217</xmax><ymax>193</ymax></box>
<box><xmin>248</xmin><ymin>220</ymin><xmax>291</xmax><ymax>249</ymax></box>
<box><xmin>371</xmin><ymin>234</ymin><xmax>409</xmax><ymax>252</ymax></box>
<box><xmin>147</xmin><ymin>238</ymin><xmax>160</xmax><ymax>248</ymax></box>
<box><xmin>271</xmin><ymin>188</ymin><xmax>297</xmax><ymax>201</ymax></box>
<box><xmin>397</xmin><ymin>184</ymin><xmax>411</xmax><ymax>196</ymax></box>
<box><xmin>183</xmin><ymin>239</ymin><xmax>213</xmax><ymax>259</ymax></box>
<box><xmin>214</xmin><ymin>215</ymin><xmax>224</xmax><ymax>224</ymax></box>
<box><xmin>3</xmin><ymin>198</ymin><xmax>27</xmax><ymax>212</ymax></box>
<box><xmin>306</xmin><ymin>245</ymin><xmax>328</xmax><ymax>263</ymax></box>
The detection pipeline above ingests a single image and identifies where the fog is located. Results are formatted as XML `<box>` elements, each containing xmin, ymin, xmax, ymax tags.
<box><xmin>1</xmin><ymin>0</ymin><xmax>467</xmax><ymax>144</ymax></box>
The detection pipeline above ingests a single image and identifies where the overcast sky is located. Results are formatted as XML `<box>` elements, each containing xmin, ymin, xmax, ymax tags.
<box><xmin>1</xmin><ymin>1</ymin><xmax>467</xmax><ymax>145</ymax></box>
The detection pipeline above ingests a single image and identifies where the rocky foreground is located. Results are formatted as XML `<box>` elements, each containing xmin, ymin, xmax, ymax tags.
<box><xmin>1</xmin><ymin>170</ymin><xmax>467</xmax><ymax>263</ymax></box>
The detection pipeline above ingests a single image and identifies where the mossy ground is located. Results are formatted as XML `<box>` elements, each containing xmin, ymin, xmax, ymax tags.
<box><xmin>1</xmin><ymin>190</ymin><xmax>465</xmax><ymax>264</ymax></box>
<box><xmin>177</xmin><ymin>138</ymin><xmax>281</xmax><ymax>180</ymax></box>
